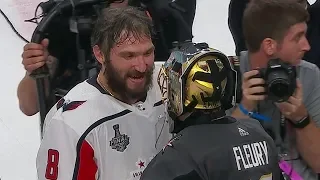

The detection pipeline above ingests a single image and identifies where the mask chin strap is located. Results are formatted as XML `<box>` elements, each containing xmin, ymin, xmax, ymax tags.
<box><xmin>169</xmin><ymin>95</ymin><xmax>197</xmax><ymax>133</ymax></box>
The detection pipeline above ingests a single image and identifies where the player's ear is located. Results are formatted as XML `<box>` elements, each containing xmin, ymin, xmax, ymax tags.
<box><xmin>261</xmin><ymin>38</ymin><xmax>277</xmax><ymax>56</ymax></box>
<box><xmin>93</xmin><ymin>45</ymin><xmax>105</xmax><ymax>64</ymax></box>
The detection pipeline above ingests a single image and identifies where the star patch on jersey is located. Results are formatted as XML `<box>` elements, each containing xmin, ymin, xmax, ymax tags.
<box><xmin>137</xmin><ymin>160</ymin><xmax>145</xmax><ymax>168</ymax></box>
<box><xmin>62</xmin><ymin>101</ymin><xmax>86</xmax><ymax>112</ymax></box>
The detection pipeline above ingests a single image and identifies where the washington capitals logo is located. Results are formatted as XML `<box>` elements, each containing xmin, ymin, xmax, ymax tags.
<box><xmin>56</xmin><ymin>98</ymin><xmax>86</xmax><ymax>112</ymax></box>
<box><xmin>109</xmin><ymin>124</ymin><xmax>130</xmax><ymax>152</ymax></box>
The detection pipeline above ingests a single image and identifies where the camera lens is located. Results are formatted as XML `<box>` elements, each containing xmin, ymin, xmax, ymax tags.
<box><xmin>267</xmin><ymin>71</ymin><xmax>291</xmax><ymax>102</ymax></box>
<box><xmin>269</xmin><ymin>81</ymin><xmax>289</xmax><ymax>101</ymax></box>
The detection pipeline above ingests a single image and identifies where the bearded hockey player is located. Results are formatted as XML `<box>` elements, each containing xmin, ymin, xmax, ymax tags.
<box><xmin>140</xmin><ymin>43</ymin><xmax>281</xmax><ymax>180</ymax></box>
<box><xmin>36</xmin><ymin>7</ymin><xmax>171</xmax><ymax>180</ymax></box>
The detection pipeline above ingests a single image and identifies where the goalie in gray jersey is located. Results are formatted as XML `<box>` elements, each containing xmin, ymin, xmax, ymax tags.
<box><xmin>140</xmin><ymin>42</ymin><xmax>281</xmax><ymax>180</ymax></box>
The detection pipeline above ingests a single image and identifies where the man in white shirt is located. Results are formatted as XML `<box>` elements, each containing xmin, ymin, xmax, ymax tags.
<box><xmin>36</xmin><ymin>7</ymin><xmax>171</xmax><ymax>180</ymax></box>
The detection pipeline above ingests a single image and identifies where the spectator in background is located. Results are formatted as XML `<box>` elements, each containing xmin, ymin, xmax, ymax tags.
<box><xmin>303</xmin><ymin>0</ymin><xmax>320</xmax><ymax>67</ymax></box>
<box><xmin>228</xmin><ymin>0</ymin><xmax>249</xmax><ymax>56</ymax></box>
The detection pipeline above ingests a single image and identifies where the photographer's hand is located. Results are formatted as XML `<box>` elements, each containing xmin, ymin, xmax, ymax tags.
<box><xmin>241</xmin><ymin>70</ymin><xmax>267</xmax><ymax>111</ymax></box>
<box><xmin>231</xmin><ymin>70</ymin><xmax>267</xmax><ymax>119</ymax></box>
<box><xmin>276</xmin><ymin>80</ymin><xmax>308</xmax><ymax>122</ymax></box>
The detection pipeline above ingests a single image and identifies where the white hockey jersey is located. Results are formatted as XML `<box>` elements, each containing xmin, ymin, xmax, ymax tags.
<box><xmin>36</xmin><ymin>63</ymin><xmax>171</xmax><ymax>180</ymax></box>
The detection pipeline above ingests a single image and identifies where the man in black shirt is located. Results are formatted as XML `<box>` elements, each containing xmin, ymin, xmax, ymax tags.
<box><xmin>140</xmin><ymin>42</ymin><xmax>281</xmax><ymax>180</ymax></box>
<box><xmin>304</xmin><ymin>0</ymin><xmax>320</xmax><ymax>67</ymax></box>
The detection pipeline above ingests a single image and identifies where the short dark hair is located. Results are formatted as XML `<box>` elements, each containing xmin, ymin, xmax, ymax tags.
<box><xmin>243</xmin><ymin>0</ymin><xmax>309</xmax><ymax>53</ymax></box>
<box><xmin>91</xmin><ymin>7</ymin><xmax>154</xmax><ymax>59</ymax></box>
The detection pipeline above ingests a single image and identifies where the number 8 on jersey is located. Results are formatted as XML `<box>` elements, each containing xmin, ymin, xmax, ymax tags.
<box><xmin>45</xmin><ymin>149</ymin><xmax>60</xmax><ymax>180</ymax></box>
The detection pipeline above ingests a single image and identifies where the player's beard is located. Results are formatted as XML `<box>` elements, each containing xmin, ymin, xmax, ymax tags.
<box><xmin>104</xmin><ymin>61</ymin><xmax>154</xmax><ymax>103</ymax></box>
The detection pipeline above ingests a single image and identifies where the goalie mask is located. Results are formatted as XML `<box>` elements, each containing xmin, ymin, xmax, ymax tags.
<box><xmin>157</xmin><ymin>42</ymin><xmax>237</xmax><ymax>119</ymax></box>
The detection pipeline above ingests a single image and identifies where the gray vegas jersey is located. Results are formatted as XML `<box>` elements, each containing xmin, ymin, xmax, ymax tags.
<box><xmin>140</xmin><ymin>115</ymin><xmax>281</xmax><ymax>180</ymax></box>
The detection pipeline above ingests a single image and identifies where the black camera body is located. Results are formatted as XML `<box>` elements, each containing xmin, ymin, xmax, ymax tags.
<box><xmin>253</xmin><ymin>58</ymin><xmax>297</xmax><ymax>102</ymax></box>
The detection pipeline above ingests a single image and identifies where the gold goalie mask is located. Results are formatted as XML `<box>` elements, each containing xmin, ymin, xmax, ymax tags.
<box><xmin>157</xmin><ymin>42</ymin><xmax>237</xmax><ymax>118</ymax></box>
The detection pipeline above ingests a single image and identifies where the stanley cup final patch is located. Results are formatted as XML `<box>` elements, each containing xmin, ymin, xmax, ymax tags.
<box><xmin>110</xmin><ymin>124</ymin><xmax>130</xmax><ymax>152</ymax></box>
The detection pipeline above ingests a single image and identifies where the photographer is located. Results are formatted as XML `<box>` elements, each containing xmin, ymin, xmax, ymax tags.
<box><xmin>17</xmin><ymin>0</ymin><xmax>196</xmax><ymax>116</ymax></box>
<box><xmin>230</xmin><ymin>0</ymin><xmax>320</xmax><ymax>179</ymax></box>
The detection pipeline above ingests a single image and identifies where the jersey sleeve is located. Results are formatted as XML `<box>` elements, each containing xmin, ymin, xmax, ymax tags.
<box><xmin>141</xmin><ymin>147</ymin><xmax>203</xmax><ymax>180</ymax></box>
<box><xmin>36</xmin><ymin>117</ymin><xmax>97</xmax><ymax>180</ymax></box>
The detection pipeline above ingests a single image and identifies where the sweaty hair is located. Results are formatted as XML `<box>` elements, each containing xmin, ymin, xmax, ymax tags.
<box><xmin>91</xmin><ymin>7</ymin><xmax>154</xmax><ymax>60</ymax></box>
<box><xmin>243</xmin><ymin>0</ymin><xmax>309</xmax><ymax>53</ymax></box>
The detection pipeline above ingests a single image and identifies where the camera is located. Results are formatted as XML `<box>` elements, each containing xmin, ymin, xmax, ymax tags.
<box><xmin>253</xmin><ymin>58</ymin><xmax>297</xmax><ymax>102</ymax></box>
